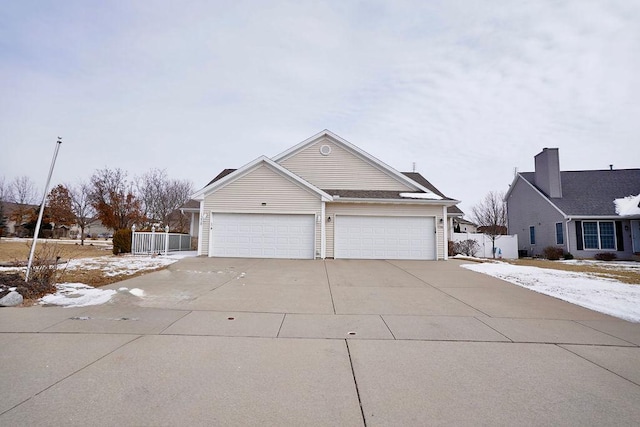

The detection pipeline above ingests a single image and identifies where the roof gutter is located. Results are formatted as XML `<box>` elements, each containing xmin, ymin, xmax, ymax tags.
<box><xmin>330</xmin><ymin>197</ymin><xmax>460</xmax><ymax>206</ymax></box>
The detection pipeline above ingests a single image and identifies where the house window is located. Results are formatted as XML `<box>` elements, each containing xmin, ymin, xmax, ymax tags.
<box><xmin>555</xmin><ymin>222</ymin><xmax>564</xmax><ymax>245</ymax></box>
<box><xmin>583</xmin><ymin>221</ymin><xmax>615</xmax><ymax>250</ymax></box>
<box><xmin>529</xmin><ymin>226</ymin><xmax>536</xmax><ymax>245</ymax></box>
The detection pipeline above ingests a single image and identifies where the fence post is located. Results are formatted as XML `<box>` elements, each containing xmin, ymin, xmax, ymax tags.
<box><xmin>150</xmin><ymin>225</ymin><xmax>156</xmax><ymax>255</ymax></box>
<box><xmin>131</xmin><ymin>224</ymin><xmax>136</xmax><ymax>254</ymax></box>
<box><xmin>164</xmin><ymin>225</ymin><xmax>169</xmax><ymax>256</ymax></box>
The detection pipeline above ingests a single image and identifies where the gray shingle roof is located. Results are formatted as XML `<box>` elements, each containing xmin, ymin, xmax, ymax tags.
<box><xmin>520</xmin><ymin>169</ymin><xmax>640</xmax><ymax>216</ymax></box>
<box><xmin>402</xmin><ymin>172</ymin><xmax>463</xmax><ymax>215</ymax></box>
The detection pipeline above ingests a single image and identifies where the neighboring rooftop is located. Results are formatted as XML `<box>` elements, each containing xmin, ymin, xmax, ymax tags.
<box><xmin>520</xmin><ymin>169</ymin><xmax>640</xmax><ymax>216</ymax></box>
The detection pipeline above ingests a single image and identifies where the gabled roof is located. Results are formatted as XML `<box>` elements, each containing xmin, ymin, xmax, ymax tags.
<box><xmin>272</xmin><ymin>130</ymin><xmax>437</xmax><ymax>196</ymax></box>
<box><xmin>205</xmin><ymin>169</ymin><xmax>236</xmax><ymax>187</ymax></box>
<box><xmin>517</xmin><ymin>169</ymin><xmax>640</xmax><ymax>217</ymax></box>
<box><xmin>191</xmin><ymin>156</ymin><xmax>333</xmax><ymax>202</ymax></box>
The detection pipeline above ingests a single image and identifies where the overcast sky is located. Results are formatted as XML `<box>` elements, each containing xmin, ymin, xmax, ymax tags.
<box><xmin>1</xmin><ymin>0</ymin><xmax>638</xmax><ymax>215</ymax></box>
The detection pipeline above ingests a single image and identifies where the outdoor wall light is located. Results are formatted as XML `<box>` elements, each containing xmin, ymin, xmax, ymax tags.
<box><xmin>327</xmin><ymin>216</ymin><xmax>332</xmax><ymax>223</ymax></box>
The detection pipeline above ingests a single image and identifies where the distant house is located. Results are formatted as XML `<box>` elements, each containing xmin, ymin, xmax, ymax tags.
<box><xmin>505</xmin><ymin>148</ymin><xmax>640</xmax><ymax>259</ymax></box>
<box><xmin>453</xmin><ymin>218</ymin><xmax>478</xmax><ymax>233</ymax></box>
<box><xmin>1</xmin><ymin>201</ymin><xmax>38</xmax><ymax>237</ymax></box>
<box><xmin>188</xmin><ymin>130</ymin><xmax>461</xmax><ymax>260</ymax></box>
<box><xmin>69</xmin><ymin>218</ymin><xmax>113</xmax><ymax>239</ymax></box>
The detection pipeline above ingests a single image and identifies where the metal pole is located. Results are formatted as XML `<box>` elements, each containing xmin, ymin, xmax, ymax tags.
<box><xmin>26</xmin><ymin>137</ymin><xmax>62</xmax><ymax>282</ymax></box>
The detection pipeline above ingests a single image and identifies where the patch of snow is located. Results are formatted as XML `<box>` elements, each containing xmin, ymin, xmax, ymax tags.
<box><xmin>560</xmin><ymin>259</ymin><xmax>640</xmax><ymax>272</ymax></box>
<box><xmin>65</xmin><ymin>255</ymin><xmax>178</xmax><ymax>276</ymax></box>
<box><xmin>462</xmin><ymin>262</ymin><xmax>640</xmax><ymax>322</ymax></box>
<box><xmin>614</xmin><ymin>194</ymin><xmax>640</xmax><ymax>216</ymax></box>
<box><xmin>40</xmin><ymin>283</ymin><xmax>117</xmax><ymax>308</ymax></box>
<box><xmin>399</xmin><ymin>192</ymin><xmax>442</xmax><ymax>200</ymax></box>
<box><xmin>129</xmin><ymin>288</ymin><xmax>145</xmax><ymax>297</ymax></box>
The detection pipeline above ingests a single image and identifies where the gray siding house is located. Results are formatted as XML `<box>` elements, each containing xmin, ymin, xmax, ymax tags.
<box><xmin>505</xmin><ymin>148</ymin><xmax>640</xmax><ymax>259</ymax></box>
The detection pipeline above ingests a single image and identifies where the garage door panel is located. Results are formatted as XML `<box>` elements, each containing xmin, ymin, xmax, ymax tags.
<box><xmin>211</xmin><ymin>213</ymin><xmax>315</xmax><ymax>259</ymax></box>
<box><xmin>335</xmin><ymin>215</ymin><xmax>435</xmax><ymax>260</ymax></box>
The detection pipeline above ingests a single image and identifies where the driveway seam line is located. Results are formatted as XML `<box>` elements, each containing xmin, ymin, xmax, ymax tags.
<box><xmin>387</xmin><ymin>261</ymin><xmax>493</xmax><ymax>317</ymax></box>
<box><xmin>556</xmin><ymin>344</ymin><xmax>640</xmax><ymax>387</ymax></box>
<box><xmin>379</xmin><ymin>315</ymin><xmax>397</xmax><ymax>340</ymax></box>
<box><xmin>474</xmin><ymin>317</ymin><xmax>514</xmax><ymax>342</ymax></box>
<box><xmin>0</xmin><ymin>334</ymin><xmax>143</xmax><ymax>417</ymax></box>
<box><xmin>345</xmin><ymin>340</ymin><xmax>367</xmax><ymax>427</ymax></box>
<box><xmin>276</xmin><ymin>314</ymin><xmax>286</xmax><ymax>338</ymax></box>
<box><xmin>573</xmin><ymin>320</ymin><xmax>639</xmax><ymax>347</ymax></box>
<box><xmin>324</xmin><ymin>260</ymin><xmax>337</xmax><ymax>314</ymax></box>
<box><xmin>158</xmin><ymin>310</ymin><xmax>194</xmax><ymax>335</ymax></box>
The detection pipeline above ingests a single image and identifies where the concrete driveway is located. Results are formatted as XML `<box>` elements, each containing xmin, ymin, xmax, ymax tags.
<box><xmin>1</xmin><ymin>258</ymin><xmax>639</xmax><ymax>426</ymax></box>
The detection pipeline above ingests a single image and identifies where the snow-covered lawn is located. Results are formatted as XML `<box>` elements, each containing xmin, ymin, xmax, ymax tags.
<box><xmin>462</xmin><ymin>261</ymin><xmax>640</xmax><ymax>322</ymax></box>
<box><xmin>1</xmin><ymin>252</ymin><xmax>195</xmax><ymax>308</ymax></box>
<box><xmin>63</xmin><ymin>255</ymin><xmax>180</xmax><ymax>277</ymax></box>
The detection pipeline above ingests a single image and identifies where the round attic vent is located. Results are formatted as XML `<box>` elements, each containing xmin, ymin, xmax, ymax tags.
<box><xmin>319</xmin><ymin>144</ymin><xmax>332</xmax><ymax>156</ymax></box>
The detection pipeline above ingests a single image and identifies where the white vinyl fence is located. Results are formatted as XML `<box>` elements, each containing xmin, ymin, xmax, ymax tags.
<box><xmin>452</xmin><ymin>232</ymin><xmax>519</xmax><ymax>259</ymax></box>
<box><xmin>131</xmin><ymin>226</ymin><xmax>192</xmax><ymax>255</ymax></box>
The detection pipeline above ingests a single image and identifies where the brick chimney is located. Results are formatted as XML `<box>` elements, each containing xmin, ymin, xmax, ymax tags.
<box><xmin>534</xmin><ymin>148</ymin><xmax>562</xmax><ymax>198</ymax></box>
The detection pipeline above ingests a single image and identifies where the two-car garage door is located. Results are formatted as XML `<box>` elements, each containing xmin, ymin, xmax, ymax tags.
<box><xmin>210</xmin><ymin>213</ymin><xmax>315</xmax><ymax>259</ymax></box>
<box><xmin>335</xmin><ymin>215</ymin><xmax>435</xmax><ymax>260</ymax></box>
<box><xmin>209</xmin><ymin>213</ymin><xmax>436</xmax><ymax>260</ymax></box>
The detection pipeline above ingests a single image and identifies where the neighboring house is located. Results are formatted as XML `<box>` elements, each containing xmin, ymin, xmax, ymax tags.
<box><xmin>454</xmin><ymin>218</ymin><xmax>478</xmax><ymax>233</ymax></box>
<box><xmin>1</xmin><ymin>201</ymin><xmax>38</xmax><ymax>237</ymax></box>
<box><xmin>69</xmin><ymin>217</ymin><xmax>113</xmax><ymax>239</ymax></box>
<box><xmin>189</xmin><ymin>130</ymin><xmax>460</xmax><ymax>260</ymax></box>
<box><xmin>505</xmin><ymin>148</ymin><xmax>640</xmax><ymax>259</ymax></box>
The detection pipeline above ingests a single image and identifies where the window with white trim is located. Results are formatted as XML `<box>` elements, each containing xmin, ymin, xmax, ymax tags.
<box><xmin>555</xmin><ymin>222</ymin><xmax>564</xmax><ymax>245</ymax></box>
<box><xmin>582</xmin><ymin>221</ymin><xmax>615</xmax><ymax>250</ymax></box>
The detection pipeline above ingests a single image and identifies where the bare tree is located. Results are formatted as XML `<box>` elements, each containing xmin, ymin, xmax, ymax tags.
<box><xmin>470</xmin><ymin>190</ymin><xmax>507</xmax><ymax>258</ymax></box>
<box><xmin>89</xmin><ymin>168</ymin><xmax>142</xmax><ymax>231</ymax></box>
<box><xmin>136</xmin><ymin>168</ymin><xmax>193</xmax><ymax>230</ymax></box>
<box><xmin>7</xmin><ymin>176</ymin><xmax>39</xmax><ymax>229</ymax></box>
<box><xmin>67</xmin><ymin>182</ymin><xmax>94</xmax><ymax>245</ymax></box>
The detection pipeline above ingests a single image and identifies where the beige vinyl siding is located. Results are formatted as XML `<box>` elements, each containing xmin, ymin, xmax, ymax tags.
<box><xmin>201</xmin><ymin>164</ymin><xmax>322</xmax><ymax>256</ymax></box>
<box><xmin>326</xmin><ymin>202</ymin><xmax>445</xmax><ymax>259</ymax></box>
<box><xmin>279</xmin><ymin>137</ymin><xmax>414</xmax><ymax>191</ymax></box>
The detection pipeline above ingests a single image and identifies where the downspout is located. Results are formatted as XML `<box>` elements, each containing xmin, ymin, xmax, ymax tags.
<box><xmin>320</xmin><ymin>201</ymin><xmax>326</xmax><ymax>259</ymax></box>
<box><xmin>197</xmin><ymin>202</ymin><xmax>204</xmax><ymax>256</ymax></box>
<box><xmin>442</xmin><ymin>205</ymin><xmax>448</xmax><ymax>260</ymax></box>
<box><xmin>565</xmin><ymin>217</ymin><xmax>571</xmax><ymax>255</ymax></box>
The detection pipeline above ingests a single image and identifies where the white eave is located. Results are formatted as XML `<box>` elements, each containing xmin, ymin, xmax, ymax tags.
<box><xmin>330</xmin><ymin>197</ymin><xmax>460</xmax><ymax>206</ymax></box>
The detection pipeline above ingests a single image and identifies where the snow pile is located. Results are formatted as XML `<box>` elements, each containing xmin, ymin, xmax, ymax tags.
<box><xmin>40</xmin><ymin>283</ymin><xmax>117</xmax><ymax>308</ymax></box>
<box><xmin>399</xmin><ymin>192</ymin><xmax>442</xmax><ymax>200</ymax></box>
<box><xmin>614</xmin><ymin>194</ymin><xmax>640</xmax><ymax>216</ymax></box>
<box><xmin>462</xmin><ymin>262</ymin><xmax>640</xmax><ymax>322</ymax></box>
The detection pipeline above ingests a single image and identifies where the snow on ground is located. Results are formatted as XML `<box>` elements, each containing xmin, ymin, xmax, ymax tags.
<box><xmin>38</xmin><ymin>253</ymin><xmax>195</xmax><ymax>307</ymax></box>
<box><xmin>40</xmin><ymin>283</ymin><xmax>118</xmax><ymax>308</ymax></box>
<box><xmin>614</xmin><ymin>194</ymin><xmax>640</xmax><ymax>216</ymax></box>
<box><xmin>462</xmin><ymin>262</ymin><xmax>640</xmax><ymax>322</ymax></box>
<box><xmin>0</xmin><ymin>252</ymin><xmax>194</xmax><ymax>307</ymax></box>
<box><xmin>64</xmin><ymin>254</ymin><xmax>180</xmax><ymax>276</ymax></box>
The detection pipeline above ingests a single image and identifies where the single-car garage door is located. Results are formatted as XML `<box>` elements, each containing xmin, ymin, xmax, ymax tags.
<box><xmin>334</xmin><ymin>215</ymin><xmax>435</xmax><ymax>260</ymax></box>
<box><xmin>210</xmin><ymin>213</ymin><xmax>315</xmax><ymax>259</ymax></box>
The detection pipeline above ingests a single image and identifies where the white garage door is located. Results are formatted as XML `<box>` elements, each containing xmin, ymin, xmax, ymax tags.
<box><xmin>210</xmin><ymin>213</ymin><xmax>315</xmax><ymax>259</ymax></box>
<box><xmin>335</xmin><ymin>215</ymin><xmax>435</xmax><ymax>260</ymax></box>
